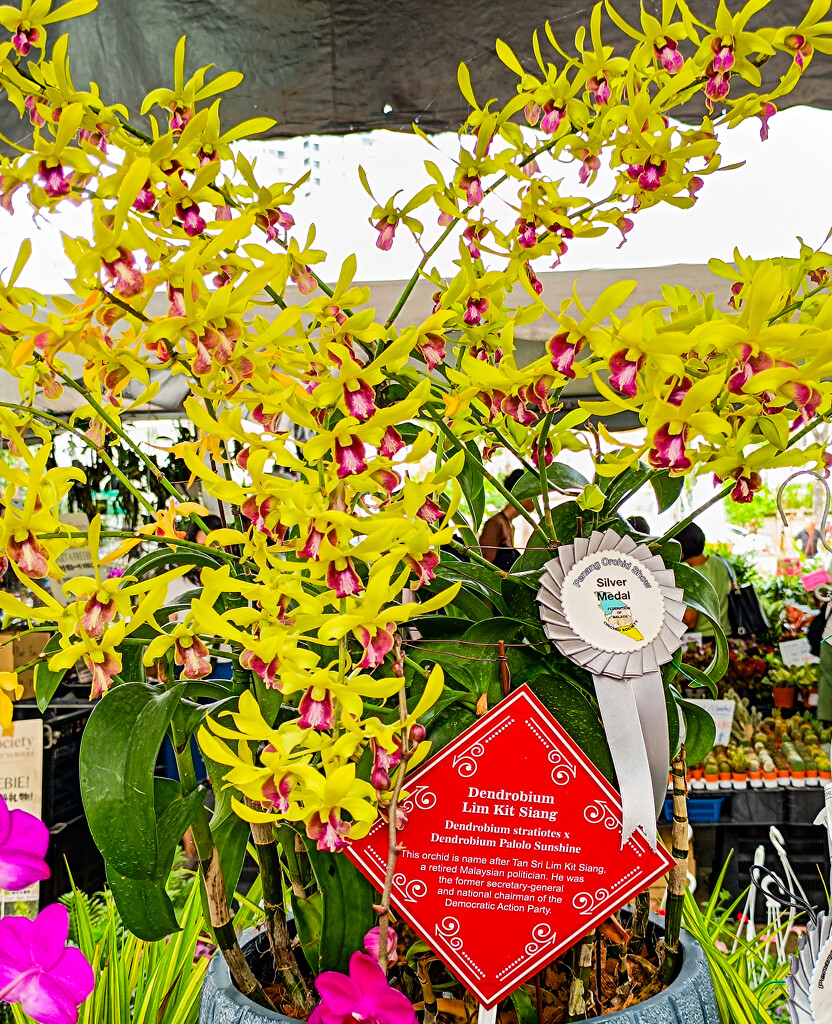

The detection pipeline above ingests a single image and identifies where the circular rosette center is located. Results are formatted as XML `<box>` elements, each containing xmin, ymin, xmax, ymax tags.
<box><xmin>559</xmin><ymin>552</ymin><xmax>665</xmax><ymax>654</ymax></box>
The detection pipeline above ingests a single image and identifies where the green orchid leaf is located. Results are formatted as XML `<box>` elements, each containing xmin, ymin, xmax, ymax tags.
<box><xmin>650</xmin><ymin>470</ymin><xmax>685</xmax><ymax>513</ymax></box>
<box><xmin>526</xmin><ymin>671</ymin><xmax>614</xmax><ymax>781</ymax></box>
<box><xmin>80</xmin><ymin>681</ymin><xmax>186</xmax><ymax>878</ymax></box>
<box><xmin>126</xmin><ymin>546</ymin><xmax>226</xmax><ymax>581</ymax></box>
<box><xmin>512</xmin><ymin>528</ymin><xmax>554</xmax><ymax>574</ymax></box>
<box><xmin>298</xmin><ymin>833</ymin><xmax>376</xmax><ymax>974</ymax></box>
<box><xmin>118</xmin><ymin>622</ymin><xmax>157</xmax><ymax>685</ymax></box>
<box><xmin>601</xmin><ymin>462</ymin><xmax>651</xmax><ymax>509</ymax></box>
<box><xmin>425</xmin><ymin>705</ymin><xmax>478</xmax><ymax>753</ymax></box>
<box><xmin>106</xmin><ymin>864</ymin><xmax>180</xmax><ymax>942</ymax></box>
<box><xmin>509</xmin><ymin>987</ymin><xmax>538</xmax><ymax>1024</ymax></box>
<box><xmin>672</xmin><ymin>563</ymin><xmax>729</xmax><ymax>682</ymax></box>
<box><xmin>409</xmin><ymin>615</ymin><xmax>474</xmax><ymax>639</ymax></box>
<box><xmin>105</xmin><ymin>778</ymin><xmax>202</xmax><ymax>941</ymax></box>
<box><xmin>459</xmin><ymin>442</ymin><xmax>486</xmax><ymax>530</ymax></box>
<box><xmin>677</xmin><ymin>696</ymin><xmax>718</xmax><ymax>764</ymax></box>
<box><xmin>34</xmin><ymin>632</ymin><xmax>64</xmax><ymax>712</ymax></box>
<box><xmin>435</xmin><ymin>556</ymin><xmax>506</xmax><ymax>601</ymax></box>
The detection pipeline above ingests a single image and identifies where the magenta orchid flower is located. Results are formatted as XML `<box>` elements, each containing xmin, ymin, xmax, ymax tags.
<box><xmin>516</xmin><ymin>218</ymin><xmax>537</xmax><ymax>249</ymax></box>
<box><xmin>462</xmin><ymin>225</ymin><xmax>485</xmax><ymax>259</ymax></box>
<box><xmin>758</xmin><ymin>102</ymin><xmax>776</xmax><ymax>140</ymax></box>
<box><xmin>7</xmin><ymin>530</ymin><xmax>49</xmax><ymax>578</ymax></box>
<box><xmin>85</xmin><ymin>650</ymin><xmax>121</xmax><ymax>700</ymax></box>
<box><xmin>379</xmin><ymin>425</ymin><xmax>405</xmax><ymax>458</ymax></box>
<box><xmin>326</xmin><ymin>558</ymin><xmax>364</xmax><ymax>598</ymax></box>
<box><xmin>459</xmin><ymin>173</ymin><xmax>483</xmax><ymax>206</ymax></box>
<box><xmin>11</xmin><ymin>21</ymin><xmax>40</xmax><ymax>55</ymax></box>
<box><xmin>524</xmin><ymin>263</ymin><xmax>543</xmax><ymax>295</ymax></box>
<box><xmin>578</xmin><ymin>150</ymin><xmax>601</xmax><ymax>185</ymax></box>
<box><xmin>711</xmin><ymin>38</ymin><xmax>735</xmax><ymax>73</ymax></box>
<box><xmin>654</xmin><ymin>37</ymin><xmax>683</xmax><ymax>73</ymax></box>
<box><xmin>705</xmin><ymin>69</ymin><xmax>731</xmax><ymax>110</ymax></box>
<box><xmin>729</xmin><ymin>470</ymin><xmax>762</xmax><ymax>503</ymax></box>
<box><xmin>615</xmin><ymin>215</ymin><xmax>634</xmax><ymax>248</ymax></box>
<box><xmin>291</xmin><ymin>263</ymin><xmax>317</xmax><ymax>295</ymax></box>
<box><xmin>37</xmin><ymin>161</ymin><xmax>71</xmax><ymax>199</ymax></box>
<box><xmin>176</xmin><ymin>201</ymin><xmax>206</xmax><ymax>237</ymax></box>
<box><xmin>299</xmin><ymin>524</ymin><xmax>326</xmax><ymax>560</ymax></box>
<box><xmin>262</xmin><ymin>773</ymin><xmax>293</xmax><ymax>813</ymax></box>
<box><xmin>310</xmin><ymin>952</ymin><xmax>416</xmax><ymax>1024</ymax></box>
<box><xmin>358</xmin><ymin>626</ymin><xmax>395</xmax><ymax>671</ymax></box>
<box><xmin>298</xmin><ymin>688</ymin><xmax>334</xmax><ymax>730</ymax></box>
<box><xmin>80</xmin><ymin>591</ymin><xmax>116</xmax><ymax>639</ymax></box>
<box><xmin>785</xmin><ymin>381</ymin><xmax>822</xmax><ymax>425</ymax></box>
<box><xmin>364</xmin><ymin>926</ymin><xmax>398</xmax><ymax>968</ymax></box>
<box><xmin>666</xmin><ymin>377</ymin><xmax>692</xmax><ymax>406</ymax></box>
<box><xmin>174</xmin><ymin>635</ymin><xmax>211</xmax><ymax>679</ymax></box>
<box><xmin>785</xmin><ymin>33</ymin><xmax>813</xmax><ymax>69</ymax></box>
<box><xmin>0</xmin><ymin>904</ymin><xmax>93</xmax><ymax>1024</ymax></box>
<box><xmin>588</xmin><ymin>74</ymin><xmax>611</xmax><ymax>105</ymax></box>
<box><xmin>404</xmin><ymin>551</ymin><xmax>439</xmax><ymax>589</ymax></box>
<box><xmin>648</xmin><ymin>425</ymin><xmax>691</xmax><ymax>472</ymax></box>
<box><xmin>547</xmin><ymin>334</ymin><xmax>583</xmax><ymax>377</ymax></box>
<box><xmin>540</xmin><ymin>100</ymin><xmax>566</xmax><ymax>135</ymax></box>
<box><xmin>24</xmin><ymin>96</ymin><xmax>45</xmax><ymax>127</ymax></box>
<box><xmin>608</xmin><ymin>350</ymin><xmax>644</xmax><ymax>397</ymax></box>
<box><xmin>343</xmin><ymin>380</ymin><xmax>376</xmax><ymax>421</ymax></box>
<box><xmin>635</xmin><ymin>158</ymin><xmax>667</xmax><ymax>192</ymax></box>
<box><xmin>132</xmin><ymin>179</ymin><xmax>155</xmax><ymax>212</ymax></box>
<box><xmin>369</xmin><ymin>739</ymin><xmax>401</xmax><ymax>790</ymax></box>
<box><xmin>335</xmin><ymin>435</ymin><xmax>368</xmax><ymax>478</ymax></box>
<box><xmin>374</xmin><ymin>217</ymin><xmax>397</xmax><ymax>251</ymax></box>
<box><xmin>532</xmin><ymin>436</ymin><xmax>554</xmax><ymax>468</ymax></box>
<box><xmin>463</xmin><ymin>296</ymin><xmax>488</xmax><ymax>327</ymax></box>
<box><xmin>102</xmin><ymin>248</ymin><xmax>144</xmax><ymax>299</ymax></box>
<box><xmin>727</xmin><ymin>351</ymin><xmax>773</xmax><ymax>394</ymax></box>
<box><xmin>415</xmin><ymin>498</ymin><xmax>443</xmax><ymax>524</ymax></box>
<box><xmin>306</xmin><ymin>810</ymin><xmax>352</xmax><ymax>853</ymax></box>
<box><xmin>0</xmin><ymin>794</ymin><xmax>50</xmax><ymax>892</ymax></box>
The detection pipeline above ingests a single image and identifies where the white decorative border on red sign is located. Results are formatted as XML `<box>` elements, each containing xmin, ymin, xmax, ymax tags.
<box><xmin>347</xmin><ymin>685</ymin><xmax>674</xmax><ymax>1008</ymax></box>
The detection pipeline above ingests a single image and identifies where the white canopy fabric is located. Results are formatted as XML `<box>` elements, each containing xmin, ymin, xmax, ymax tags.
<box><xmin>1</xmin><ymin>263</ymin><xmax>726</xmax><ymax>430</ymax></box>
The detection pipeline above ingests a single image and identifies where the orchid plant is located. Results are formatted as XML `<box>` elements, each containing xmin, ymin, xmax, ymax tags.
<box><xmin>1</xmin><ymin>0</ymin><xmax>832</xmax><ymax>1016</ymax></box>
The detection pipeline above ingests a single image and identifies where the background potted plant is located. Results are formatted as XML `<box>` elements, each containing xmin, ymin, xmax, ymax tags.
<box><xmin>1</xmin><ymin>0</ymin><xmax>832</xmax><ymax>1022</ymax></box>
<box><xmin>766</xmin><ymin>658</ymin><xmax>797</xmax><ymax>709</ymax></box>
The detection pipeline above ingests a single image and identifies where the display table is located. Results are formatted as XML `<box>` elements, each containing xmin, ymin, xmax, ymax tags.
<box><xmin>662</xmin><ymin>789</ymin><xmax>829</xmax><ymax>915</ymax></box>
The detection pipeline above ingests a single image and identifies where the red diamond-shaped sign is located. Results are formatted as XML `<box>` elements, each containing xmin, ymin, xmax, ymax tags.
<box><xmin>346</xmin><ymin>685</ymin><xmax>673</xmax><ymax>1008</ymax></box>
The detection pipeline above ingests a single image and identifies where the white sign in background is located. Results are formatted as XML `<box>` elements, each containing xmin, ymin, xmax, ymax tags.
<box><xmin>0</xmin><ymin>718</ymin><xmax>43</xmax><ymax>917</ymax></box>
<box><xmin>779</xmin><ymin>637</ymin><xmax>820</xmax><ymax>667</ymax></box>
<box><xmin>685</xmin><ymin>699</ymin><xmax>736</xmax><ymax>747</ymax></box>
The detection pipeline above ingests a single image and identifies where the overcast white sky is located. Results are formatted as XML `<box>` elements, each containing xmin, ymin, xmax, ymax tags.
<box><xmin>1</xmin><ymin>104</ymin><xmax>831</xmax><ymax>293</ymax></box>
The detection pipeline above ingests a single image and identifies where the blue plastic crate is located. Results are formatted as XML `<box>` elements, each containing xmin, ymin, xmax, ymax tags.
<box><xmin>663</xmin><ymin>796</ymin><xmax>724</xmax><ymax>823</ymax></box>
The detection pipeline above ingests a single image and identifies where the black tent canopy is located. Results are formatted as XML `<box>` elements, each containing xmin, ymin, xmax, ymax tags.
<box><xmin>0</xmin><ymin>0</ymin><xmax>828</xmax><ymax>147</ymax></box>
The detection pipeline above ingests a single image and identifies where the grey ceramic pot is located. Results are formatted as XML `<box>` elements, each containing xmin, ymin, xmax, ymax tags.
<box><xmin>199</xmin><ymin>926</ymin><xmax>718</xmax><ymax>1024</ymax></box>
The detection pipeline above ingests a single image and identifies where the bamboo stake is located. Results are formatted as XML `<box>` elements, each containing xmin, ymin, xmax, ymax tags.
<box><xmin>660</xmin><ymin>744</ymin><xmax>688</xmax><ymax>985</ymax></box>
<box><xmin>246</xmin><ymin>802</ymin><xmax>315</xmax><ymax>1013</ymax></box>
<box><xmin>169</xmin><ymin>705</ymin><xmax>275</xmax><ymax>1011</ymax></box>
<box><xmin>566</xmin><ymin>933</ymin><xmax>594</xmax><ymax>1021</ymax></box>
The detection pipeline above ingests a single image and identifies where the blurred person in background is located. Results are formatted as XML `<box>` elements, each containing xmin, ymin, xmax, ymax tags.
<box><xmin>676</xmin><ymin>521</ymin><xmax>732</xmax><ymax>637</ymax></box>
<box><xmin>479</xmin><ymin>469</ymin><xmax>535</xmax><ymax>571</ymax></box>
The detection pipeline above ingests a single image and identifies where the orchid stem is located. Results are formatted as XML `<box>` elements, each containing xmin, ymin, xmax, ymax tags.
<box><xmin>376</xmin><ymin>685</ymin><xmax>410</xmax><ymax>975</ymax></box>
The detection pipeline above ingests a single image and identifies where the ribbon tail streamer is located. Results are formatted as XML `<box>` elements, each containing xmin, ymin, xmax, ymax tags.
<box><xmin>633</xmin><ymin>671</ymin><xmax>670</xmax><ymax>818</ymax></box>
<box><xmin>594</xmin><ymin>674</ymin><xmax>657</xmax><ymax>851</ymax></box>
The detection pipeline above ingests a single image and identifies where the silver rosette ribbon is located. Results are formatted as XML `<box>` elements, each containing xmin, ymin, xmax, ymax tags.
<box><xmin>536</xmin><ymin>530</ymin><xmax>687</xmax><ymax>849</ymax></box>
